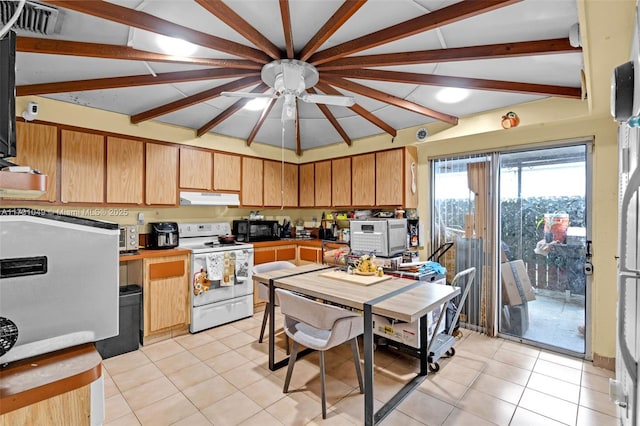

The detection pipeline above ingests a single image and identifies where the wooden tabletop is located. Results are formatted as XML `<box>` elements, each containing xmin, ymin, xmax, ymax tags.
<box><xmin>254</xmin><ymin>265</ymin><xmax>460</xmax><ymax>323</ymax></box>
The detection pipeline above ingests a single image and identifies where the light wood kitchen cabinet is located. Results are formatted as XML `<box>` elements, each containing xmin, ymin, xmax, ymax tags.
<box><xmin>60</xmin><ymin>130</ymin><xmax>104</xmax><ymax>204</ymax></box>
<box><xmin>297</xmin><ymin>246</ymin><xmax>322</xmax><ymax>264</ymax></box>
<box><xmin>213</xmin><ymin>152</ymin><xmax>241</xmax><ymax>192</ymax></box>
<box><xmin>241</xmin><ymin>156</ymin><xmax>263</xmax><ymax>206</ymax></box>
<box><xmin>376</xmin><ymin>147</ymin><xmax>418</xmax><ymax>208</ymax></box>
<box><xmin>179</xmin><ymin>146</ymin><xmax>212</xmax><ymax>190</ymax></box>
<box><xmin>11</xmin><ymin>121</ymin><xmax>57</xmax><ymax>202</ymax></box>
<box><xmin>106</xmin><ymin>137</ymin><xmax>144</xmax><ymax>204</ymax></box>
<box><xmin>146</xmin><ymin>143</ymin><xmax>178</xmax><ymax>205</ymax></box>
<box><xmin>263</xmin><ymin>159</ymin><xmax>282</xmax><ymax>207</ymax></box>
<box><xmin>298</xmin><ymin>163</ymin><xmax>315</xmax><ymax>207</ymax></box>
<box><xmin>143</xmin><ymin>254</ymin><xmax>189</xmax><ymax>335</ymax></box>
<box><xmin>253</xmin><ymin>244</ymin><xmax>296</xmax><ymax>306</ymax></box>
<box><xmin>351</xmin><ymin>153</ymin><xmax>375</xmax><ymax>206</ymax></box>
<box><xmin>315</xmin><ymin>160</ymin><xmax>332</xmax><ymax>207</ymax></box>
<box><xmin>283</xmin><ymin>163</ymin><xmax>298</xmax><ymax>207</ymax></box>
<box><xmin>332</xmin><ymin>157</ymin><xmax>351</xmax><ymax>207</ymax></box>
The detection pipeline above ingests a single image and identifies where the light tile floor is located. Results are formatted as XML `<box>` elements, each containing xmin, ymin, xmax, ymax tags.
<box><xmin>102</xmin><ymin>308</ymin><xmax>617</xmax><ymax>426</ymax></box>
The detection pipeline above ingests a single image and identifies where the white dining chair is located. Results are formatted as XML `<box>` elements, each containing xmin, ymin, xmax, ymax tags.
<box><xmin>275</xmin><ymin>288</ymin><xmax>364</xmax><ymax>419</ymax></box>
<box><xmin>254</xmin><ymin>261</ymin><xmax>297</xmax><ymax>349</ymax></box>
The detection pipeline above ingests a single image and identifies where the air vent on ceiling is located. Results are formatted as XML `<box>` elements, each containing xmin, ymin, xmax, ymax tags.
<box><xmin>1</xmin><ymin>1</ymin><xmax>60</xmax><ymax>35</ymax></box>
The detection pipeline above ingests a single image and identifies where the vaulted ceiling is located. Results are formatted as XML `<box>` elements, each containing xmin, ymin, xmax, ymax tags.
<box><xmin>8</xmin><ymin>0</ymin><xmax>583</xmax><ymax>154</ymax></box>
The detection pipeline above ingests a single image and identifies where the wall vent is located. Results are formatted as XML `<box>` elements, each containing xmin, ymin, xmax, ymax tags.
<box><xmin>1</xmin><ymin>1</ymin><xmax>60</xmax><ymax>35</ymax></box>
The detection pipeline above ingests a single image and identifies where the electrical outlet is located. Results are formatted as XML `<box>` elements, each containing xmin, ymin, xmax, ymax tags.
<box><xmin>137</xmin><ymin>212</ymin><xmax>144</xmax><ymax>225</ymax></box>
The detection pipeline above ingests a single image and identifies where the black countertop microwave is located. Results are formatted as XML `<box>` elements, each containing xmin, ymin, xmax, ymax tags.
<box><xmin>232</xmin><ymin>220</ymin><xmax>280</xmax><ymax>242</ymax></box>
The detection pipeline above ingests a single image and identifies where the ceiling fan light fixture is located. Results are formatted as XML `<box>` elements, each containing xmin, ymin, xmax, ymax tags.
<box><xmin>436</xmin><ymin>87</ymin><xmax>469</xmax><ymax>104</ymax></box>
<box><xmin>244</xmin><ymin>97</ymin><xmax>269</xmax><ymax>111</ymax></box>
<box><xmin>156</xmin><ymin>34</ymin><xmax>197</xmax><ymax>56</ymax></box>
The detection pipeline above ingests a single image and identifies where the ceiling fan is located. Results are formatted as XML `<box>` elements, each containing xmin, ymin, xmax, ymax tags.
<box><xmin>221</xmin><ymin>59</ymin><xmax>355</xmax><ymax>121</ymax></box>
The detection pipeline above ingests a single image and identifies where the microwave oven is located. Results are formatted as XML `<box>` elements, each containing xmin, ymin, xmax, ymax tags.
<box><xmin>350</xmin><ymin>218</ymin><xmax>407</xmax><ymax>257</ymax></box>
<box><xmin>232</xmin><ymin>219</ymin><xmax>280</xmax><ymax>242</ymax></box>
<box><xmin>119</xmin><ymin>225</ymin><xmax>138</xmax><ymax>252</ymax></box>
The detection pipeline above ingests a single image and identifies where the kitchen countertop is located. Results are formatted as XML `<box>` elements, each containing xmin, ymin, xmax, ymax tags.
<box><xmin>119</xmin><ymin>247</ymin><xmax>191</xmax><ymax>262</ymax></box>
<box><xmin>0</xmin><ymin>343</ymin><xmax>102</xmax><ymax>415</ymax></box>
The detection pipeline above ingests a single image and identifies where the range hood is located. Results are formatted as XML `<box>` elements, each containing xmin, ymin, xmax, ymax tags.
<box><xmin>0</xmin><ymin>170</ymin><xmax>47</xmax><ymax>198</ymax></box>
<box><xmin>179</xmin><ymin>191</ymin><xmax>240</xmax><ymax>206</ymax></box>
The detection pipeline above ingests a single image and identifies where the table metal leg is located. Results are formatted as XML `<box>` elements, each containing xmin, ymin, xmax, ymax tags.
<box><xmin>363</xmin><ymin>303</ymin><xmax>374</xmax><ymax>426</ymax></box>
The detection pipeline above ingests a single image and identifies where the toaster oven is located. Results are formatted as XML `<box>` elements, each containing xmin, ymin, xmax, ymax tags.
<box><xmin>350</xmin><ymin>218</ymin><xmax>407</xmax><ymax>257</ymax></box>
<box><xmin>119</xmin><ymin>225</ymin><xmax>138</xmax><ymax>252</ymax></box>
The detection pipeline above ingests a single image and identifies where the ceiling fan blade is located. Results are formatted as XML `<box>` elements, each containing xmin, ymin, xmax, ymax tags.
<box><xmin>221</xmin><ymin>91</ymin><xmax>274</xmax><ymax>99</ymax></box>
<box><xmin>300</xmin><ymin>93</ymin><xmax>355</xmax><ymax>107</ymax></box>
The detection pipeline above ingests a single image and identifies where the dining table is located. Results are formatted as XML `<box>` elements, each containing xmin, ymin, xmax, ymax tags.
<box><xmin>252</xmin><ymin>263</ymin><xmax>460</xmax><ymax>426</ymax></box>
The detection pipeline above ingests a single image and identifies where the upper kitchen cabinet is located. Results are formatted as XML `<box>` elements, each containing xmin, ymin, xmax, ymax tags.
<box><xmin>265</xmin><ymin>161</ymin><xmax>297</xmax><ymax>208</ymax></box>
<box><xmin>106</xmin><ymin>137</ymin><xmax>143</xmax><ymax>204</ymax></box>
<box><xmin>298</xmin><ymin>163</ymin><xmax>314</xmax><ymax>207</ymax></box>
<box><xmin>60</xmin><ymin>130</ymin><xmax>104</xmax><ymax>204</ymax></box>
<box><xmin>241</xmin><ymin>156</ymin><xmax>263</xmax><ymax>206</ymax></box>
<box><xmin>213</xmin><ymin>152</ymin><xmax>241</xmax><ymax>192</ymax></box>
<box><xmin>332</xmin><ymin>157</ymin><xmax>351</xmax><ymax>207</ymax></box>
<box><xmin>351</xmin><ymin>153</ymin><xmax>375</xmax><ymax>207</ymax></box>
<box><xmin>179</xmin><ymin>146</ymin><xmax>212</xmax><ymax>191</ymax></box>
<box><xmin>315</xmin><ymin>160</ymin><xmax>331</xmax><ymax>207</ymax></box>
<box><xmin>375</xmin><ymin>147</ymin><xmax>418</xmax><ymax>208</ymax></box>
<box><xmin>11</xmin><ymin>121</ymin><xmax>57</xmax><ymax>202</ymax></box>
<box><xmin>146</xmin><ymin>143</ymin><xmax>178</xmax><ymax>206</ymax></box>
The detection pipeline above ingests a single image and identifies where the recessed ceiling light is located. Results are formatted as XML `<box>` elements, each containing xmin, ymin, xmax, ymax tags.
<box><xmin>244</xmin><ymin>97</ymin><xmax>269</xmax><ymax>111</ymax></box>
<box><xmin>436</xmin><ymin>87</ymin><xmax>469</xmax><ymax>104</ymax></box>
<box><xmin>156</xmin><ymin>35</ymin><xmax>197</xmax><ymax>56</ymax></box>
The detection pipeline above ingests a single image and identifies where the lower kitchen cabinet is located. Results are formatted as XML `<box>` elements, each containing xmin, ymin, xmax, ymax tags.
<box><xmin>297</xmin><ymin>246</ymin><xmax>322</xmax><ymax>264</ymax></box>
<box><xmin>142</xmin><ymin>253</ymin><xmax>190</xmax><ymax>337</ymax></box>
<box><xmin>252</xmin><ymin>243</ymin><xmax>297</xmax><ymax>306</ymax></box>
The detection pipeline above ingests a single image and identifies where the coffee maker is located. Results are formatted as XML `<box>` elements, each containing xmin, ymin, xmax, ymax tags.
<box><xmin>148</xmin><ymin>222</ymin><xmax>179</xmax><ymax>249</ymax></box>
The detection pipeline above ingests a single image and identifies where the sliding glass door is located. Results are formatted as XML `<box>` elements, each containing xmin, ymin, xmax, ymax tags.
<box><xmin>498</xmin><ymin>145</ymin><xmax>588</xmax><ymax>354</ymax></box>
<box><xmin>431</xmin><ymin>142</ymin><xmax>590</xmax><ymax>355</ymax></box>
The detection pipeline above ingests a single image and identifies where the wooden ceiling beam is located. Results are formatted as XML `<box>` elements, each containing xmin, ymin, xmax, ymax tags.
<box><xmin>17</xmin><ymin>37</ymin><xmax>262</xmax><ymax>69</ymax></box>
<box><xmin>298</xmin><ymin>0</ymin><xmax>366</xmax><ymax>62</ymax></box>
<box><xmin>279</xmin><ymin>0</ymin><xmax>295</xmax><ymax>59</ymax></box>
<box><xmin>197</xmin><ymin>83</ymin><xmax>270</xmax><ymax>137</ymax></box>
<box><xmin>45</xmin><ymin>1</ymin><xmax>270</xmax><ymax>63</ymax></box>
<box><xmin>317</xmin><ymin>38</ymin><xmax>581</xmax><ymax>71</ymax></box>
<box><xmin>315</xmin><ymin>82</ymin><xmax>397</xmax><ymax>137</ymax></box>
<box><xmin>247</xmin><ymin>98</ymin><xmax>277</xmax><ymax>146</ymax></box>
<box><xmin>130</xmin><ymin>75</ymin><xmax>262</xmax><ymax>124</ymax></box>
<box><xmin>321</xmin><ymin>75</ymin><xmax>459</xmax><ymax>124</ymax></box>
<box><xmin>324</xmin><ymin>69</ymin><xmax>582</xmax><ymax>99</ymax></box>
<box><xmin>306</xmin><ymin>88</ymin><xmax>351</xmax><ymax>146</ymax></box>
<box><xmin>18</xmin><ymin>68</ymin><xmax>260</xmax><ymax>96</ymax></box>
<box><xmin>195</xmin><ymin>0</ymin><xmax>281</xmax><ymax>60</ymax></box>
<box><xmin>308</xmin><ymin>0</ymin><xmax>521</xmax><ymax>65</ymax></box>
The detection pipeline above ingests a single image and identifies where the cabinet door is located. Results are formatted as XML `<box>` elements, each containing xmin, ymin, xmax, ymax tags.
<box><xmin>145</xmin><ymin>256</ymin><xmax>188</xmax><ymax>334</ymax></box>
<box><xmin>351</xmin><ymin>153</ymin><xmax>375</xmax><ymax>206</ymax></box>
<box><xmin>276</xmin><ymin>245</ymin><xmax>297</xmax><ymax>261</ymax></box>
<box><xmin>315</xmin><ymin>160</ymin><xmax>332</xmax><ymax>207</ymax></box>
<box><xmin>254</xmin><ymin>247</ymin><xmax>276</xmax><ymax>264</ymax></box>
<box><xmin>332</xmin><ymin>157</ymin><xmax>351</xmax><ymax>207</ymax></box>
<box><xmin>213</xmin><ymin>152</ymin><xmax>241</xmax><ymax>191</ymax></box>
<box><xmin>376</xmin><ymin>149</ymin><xmax>404</xmax><ymax>206</ymax></box>
<box><xmin>179</xmin><ymin>146</ymin><xmax>212</xmax><ymax>190</ymax></box>
<box><xmin>12</xmin><ymin>121</ymin><xmax>57</xmax><ymax>202</ymax></box>
<box><xmin>298</xmin><ymin>246</ymin><xmax>321</xmax><ymax>264</ymax></box>
<box><xmin>241</xmin><ymin>157</ymin><xmax>263</xmax><ymax>206</ymax></box>
<box><xmin>283</xmin><ymin>163</ymin><xmax>298</xmax><ymax>207</ymax></box>
<box><xmin>61</xmin><ymin>130</ymin><xmax>104</xmax><ymax>203</ymax></box>
<box><xmin>298</xmin><ymin>163</ymin><xmax>315</xmax><ymax>207</ymax></box>
<box><xmin>146</xmin><ymin>143</ymin><xmax>178</xmax><ymax>205</ymax></box>
<box><xmin>263</xmin><ymin>159</ymin><xmax>282</xmax><ymax>207</ymax></box>
<box><xmin>106</xmin><ymin>137</ymin><xmax>144</xmax><ymax>204</ymax></box>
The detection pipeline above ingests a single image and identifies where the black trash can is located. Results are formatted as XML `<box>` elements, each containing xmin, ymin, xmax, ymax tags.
<box><xmin>95</xmin><ymin>284</ymin><xmax>142</xmax><ymax>359</ymax></box>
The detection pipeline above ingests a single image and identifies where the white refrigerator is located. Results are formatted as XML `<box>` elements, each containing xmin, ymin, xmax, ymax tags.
<box><xmin>612</xmin><ymin>96</ymin><xmax>640</xmax><ymax>426</ymax></box>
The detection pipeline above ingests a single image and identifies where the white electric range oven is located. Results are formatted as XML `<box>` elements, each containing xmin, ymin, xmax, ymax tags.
<box><xmin>178</xmin><ymin>222</ymin><xmax>254</xmax><ymax>333</ymax></box>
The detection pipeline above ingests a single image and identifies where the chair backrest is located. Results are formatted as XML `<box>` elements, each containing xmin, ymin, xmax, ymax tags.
<box><xmin>275</xmin><ymin>288</ymin><xmax>360</xmax><ymax>330</ymax></box>
<box><xmin>254</xmin><ymin>261</ymin><xmax>296</xmax><ymax>274</ymax></box>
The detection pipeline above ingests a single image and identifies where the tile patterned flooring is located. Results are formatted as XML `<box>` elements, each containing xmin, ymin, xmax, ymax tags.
<box><xmin>102</xmin><ymin>308</ymin><xmax>617</xmax><ymax>426</ymax></box>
